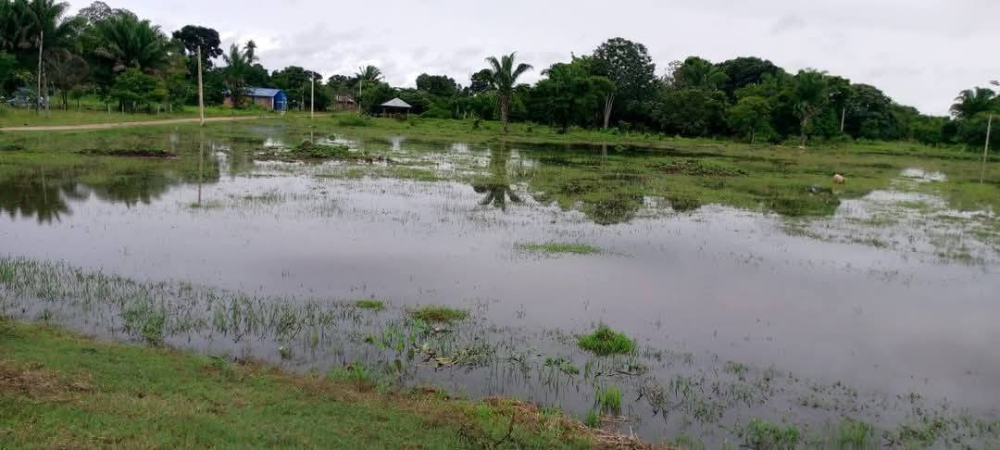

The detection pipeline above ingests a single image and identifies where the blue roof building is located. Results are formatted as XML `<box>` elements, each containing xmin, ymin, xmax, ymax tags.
<box><xmin>224</xmin><ymin>87</ymin><xmax>287</xmax><ymax>111</ymax></box>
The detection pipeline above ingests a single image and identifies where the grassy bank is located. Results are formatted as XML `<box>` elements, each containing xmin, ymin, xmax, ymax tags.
<box><xmin>0</xmin><ymin>318</ymin><xmax>647</xmax><ymax>449</ymax></box>
<box><xmin>0</xmin><ymin>106</ymin><xmax>268</xmax><ymax>128</ymax></box>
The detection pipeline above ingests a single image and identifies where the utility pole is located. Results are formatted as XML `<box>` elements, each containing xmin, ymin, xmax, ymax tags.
<box><xmin>36</xmin><ymin>31</ymin><xmax>43</xmax><ymax>115</ymax></box>
<box><xmin>197</xmin><ymin>46</ymin><xmax>205</xmax><ymax>126</ymax></box>
<box><xmin>310</xmin><ymin>76</ymin><xmax>315</xmax><ymax>120</ymax></box>
<box><xmin>982</xmin><ymin>113</ymin><xmax>993</xmax><ymax>184</ymax></box>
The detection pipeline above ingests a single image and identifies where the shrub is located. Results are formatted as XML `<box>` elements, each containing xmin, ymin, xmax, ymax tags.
<box><xmin>577</xmin><ymin>325</ymin><xmax>636</xmax><ymax>355</ymax></box>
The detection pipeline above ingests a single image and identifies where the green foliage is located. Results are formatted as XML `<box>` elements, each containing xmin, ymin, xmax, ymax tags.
<box><xmin>108</xmin><ymin>68</ymin><xmax>164</xmax><ymax>111</ymax></box>
<box><xmin>837</xmin><ymin>418</ymin><xmax>875</xmax><ymax>448</ymax></box>
<box><xmin>583</xmin><ymin>409</ymin><xmax>600</xmax><ymax>428</ymax></box>
<box><xmin>652</xmin><ymin>87</ymin><xmax>728</xmax><ymax>137</ymax></box>
<box><xmin>328</xmin><ymin>363</ymin><xmax>376</xmax><ymax>386</ymax></box>
<box><xmin>355</xmin><ymin>299</ymin><xmax>385</xmax><ymax>311</ymax></box>
<box><xmin>591</xmin><ymin>37</ymin><xmax>657</xmax><ymax>123</ymax></box>
<box><xmin>482</xmin><ymin>52</ymin><xmax>533</xmax><ymax>131</ymax></box>
<box><xmin>336</xmin><ymin>114</ymin><xmax>371</xmax><ymax>127</ymax></box>
<box><xmin>669</xmin><ymin>56</ymin><xmax>728</xmax><ymax>90</ymax></box>
<box><xmin>744</xmin><ymin>418</ymin><xmax>801</xmax><ymax>450</ymax></box>
<box><xmin>409</xmin><ymin>306</ymin><xmax>469</xmax><ymax>323</ymax></box>
<box><xmin>596</xmin><ymin>385</ymin><xmax>622</xmax><ymax>415</ymax></box>
<box><xmin>577</xmin><ymin>325</ymin><xmax>636</xmax><ymax>356</ymax></box>
<box><xmin>517</xmin><ymin>242</ymin><xmax>601</xmax><ymax>255</ymax></box>
<box><xmin>727</xmin><ymin>95</ymin><xmax>774</xmax><ymax>143</ymax></box>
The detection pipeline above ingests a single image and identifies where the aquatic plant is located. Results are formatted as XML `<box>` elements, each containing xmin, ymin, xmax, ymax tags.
<box><xmin>409</xmin><ymin>306</ymin><xmax>468</xmax><ymax>323</ymax></box>
<box><xmin>743</xmin><ymin>418</ymin><xmax>800</xmax><ymax>450</ymax></box>
<box><xmin>517</xmin><ymin>242</ymin><xmax>601</xmax><ymax>255</ymax></box>
<box><xmin>355</xmin><ymin>299</ymin><xmax>385</xmax><ymax>311</ymax></box>
<box><xmin>596</xmin><ymin>385</ymin><xmax>622</xmax><ymax>415</ymax></box>
<box><xmin>577</xmin><ymin>325</ymin><xmax>636</xmax><ymax>355</ymax></box>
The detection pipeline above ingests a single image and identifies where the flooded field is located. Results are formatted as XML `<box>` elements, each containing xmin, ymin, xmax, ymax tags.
<box><xmin>1</xmin><ymin>122</ymin><xmax>998</xmax><ymax>447</ymax></box>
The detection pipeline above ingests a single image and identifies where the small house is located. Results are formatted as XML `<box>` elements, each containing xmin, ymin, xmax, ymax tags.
<box><xmin>379</xmin><ymin>97</ymin><xmax>412</xmax><ymax>117</ymax></box>
<box><xmin>332</xmin><ymin>94</ymin><xmax>357</xmax><ymax>111</ymax></box>
<box><xmin>224</xmin><ymin>88</ymin><xmax>288</xmax><ymax>111</ymax></box>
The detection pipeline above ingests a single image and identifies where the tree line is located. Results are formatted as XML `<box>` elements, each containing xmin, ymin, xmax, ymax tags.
<box><xmin>0</xmin><ymin>1</ymin><xmax>996</xmax><ymax>148</ymax></box>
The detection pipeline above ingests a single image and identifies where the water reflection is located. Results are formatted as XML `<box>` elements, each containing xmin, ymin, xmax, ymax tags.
<box><xmin>0</xmin><ymin>144</ymin><xmax>221</xmax><ymax>223</ymax></box>
<box><xmin>0</xmin><ymin>169</ymin><xmax>72</xmax><ymax>223</ymax></box>
<box><xmin>472</xmin><ymin>144</ymin><xmax>522</xmax><ymax>211</ymax></box>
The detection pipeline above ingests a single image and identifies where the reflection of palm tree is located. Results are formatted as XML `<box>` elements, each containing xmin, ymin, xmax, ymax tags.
<box><xmin>472</xmin><ymin>145</ymin><xmax>522</xmax><ymax>211</ymax></box>
<box><xmin>0</xmin><ymin>170</ymin><xmax>71</xmax><ymax>224</ymax></box>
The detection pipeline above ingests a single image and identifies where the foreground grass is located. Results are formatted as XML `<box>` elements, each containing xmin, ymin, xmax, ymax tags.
<box><xmin>0</xmin><ymin>320</ymin><xmax>647</xmax><ymax>449</ymax></box>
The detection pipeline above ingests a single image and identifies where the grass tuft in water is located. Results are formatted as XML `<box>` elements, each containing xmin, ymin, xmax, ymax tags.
<box><xmin>577</xmin><ymin>325</ymin><xmax>636</xmax><ymax>356</ymax></box>
<box><xmin>517</xmin><ymin>242</ymin><xmax>601</xmax><ymax>255</ymax></box>
<box><xmin>583</xmin><ymin>409</ymin><xmax>600</xmax><ymax>428</ymax></box>
<box><xmin>409</xmin><ymin>306</ymin><xmax>469</xmax><ymax>323</ymax></box>
<box><xmin>596</xmin><ymin>385</ymin><xmax>622</xmax><ymax>415</ymax></box>
<box><xmin>744</xmin><ymin>418</ymin><xmax>801</xmax><ymax>450</ymax></box>
<box><xmin>837</xmin><ymin>418</ymin><xmax>875</xmax><ymax>448</ymax></box>
<box><xmin>355</xmin><ymin>299</ymin><xmax>386</xmax><ymax>311</ymax></box>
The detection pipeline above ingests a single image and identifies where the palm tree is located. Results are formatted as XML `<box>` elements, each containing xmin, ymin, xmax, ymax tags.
<box><xmin>791</xmin><ymin>69</ymin><xmax>830</xmax><ymax>148</ymax></box>
<box><xmin>355</xmin><ymin>65</ymin><xmax>382</xmax><ymax>83</ymax></box>
<box><xmin>950</xmin><ymin>87</ymin><xmax>997</xmax><ymax>119</ymax></box>
<box><xmin>483</xmin><ymin>52</ymin><xmax>532</xmax><ymax>133</ymax></box>
<box><xmin>222</xmin><ymin>41</ymin><xmax>256</xmax><ymax>107</ymax></box>
<box><xmin>672</xmin><ymin>56</ymin><xmax>727</xmax><ymax>90</ymax></box>
<box><xmin>89</xmin><ymin>12</ymin><xmax>168</xmax><ymax>74</ymax></box>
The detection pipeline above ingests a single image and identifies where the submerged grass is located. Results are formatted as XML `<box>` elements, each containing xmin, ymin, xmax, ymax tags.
<box><xmin>355</xmin><ymin>299</ymin><xmax>386</xmax><ymax>311</ymax></box>
<box><xmin>578</xmin><ymin>325</ymin><xmax>637</xmax><ymax>356</ymax></box>
<box><xmin>517</xmin><ymin>242</ymin><xmax>602</xmax><ymax>255</ymax></box>
<box><xmin>0</xmin><ymin>321</ymin><xmax>609</xmax><ymax>449</ymax></box>
<box><xmin>409</xmin><ymin>306</ymin><xmax>469</xmax><ymax>323</ymax></box>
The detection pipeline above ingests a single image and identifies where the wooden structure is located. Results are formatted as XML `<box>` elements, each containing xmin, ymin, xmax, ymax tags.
<box><xmin>379</xmin><ymin>97</ymin><xmax>412</xmax><ymax>117</ymax></box>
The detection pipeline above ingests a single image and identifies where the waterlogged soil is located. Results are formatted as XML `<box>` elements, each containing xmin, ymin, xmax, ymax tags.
<box><xmin>1</xmin><ymin>123</ymin><xmax>998</xmax><ymax>447</ymax></box>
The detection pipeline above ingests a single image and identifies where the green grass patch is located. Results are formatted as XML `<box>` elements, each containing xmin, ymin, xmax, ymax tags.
<box><xmin>596</xmin><ymin>385</ymin><xmax>622</xmax><ymax>415</ymax></box>
<box><xmin>743</xmin><ymin>418</ymin><xmax>801</xmax><ymax>450</ymax></box>
<box><xmin>409</xmin><ymin>305</ymin><xmax>469</xmax><ymax>323</ymax></box>
<box><xmin>577</xmin><ymin>325</ymin><xmax>637</xmax><ymax>356</ymax></box>
<box><xmin>354</xmin><ymin>299</ymin><xmax>385</xmax><ymax>311</ymax></box>
<box><xmin>0</xmin><ymin>321</ymin><xmax>613</xmax><ymax>448</ymax></box>
<box><xmin>517</xmin><ymin>242</ymin><xmax>601</xmax><ymax>255</ymax></box>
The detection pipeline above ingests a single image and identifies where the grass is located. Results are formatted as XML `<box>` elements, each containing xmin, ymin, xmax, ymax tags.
<box><xmin>78</xmin><ymin>147</ymin><xmax>177</xmax><ymax>158</ymax></box>
<box><xmin>596</xmin><ymin>385</ymin><xmax>622</xmax><ymax>415</ymax></box>
<box><xmin>0</xmin><ymin>320</ymin><xmax>622</xmax><ymax>449</ymax></box>
<box><xmin>354</xmin><ymin>299</ymin><xmax>386</xmax><ymax>311</ymax></box>
<box><xmin>0</xmin><ymin>105</ymin><xmax>266</xmax><ymax>127</ymax></box>
<box><xmin>577</xmin><ymin>325</ymin><xmax>637</xmax><ymax>356</ymax></box>
<box><xmin>743</xmin><ymin>418</ymin><xmax>801</xmax><ymax>450</ymax></box>
<box><xmin>517</xmin><ymin>242</ymin><xmax>602</xmax><ymax>255</ymax></box>
<box><xmin>409</xmin><ymin>305</ymin><xmax>469</xmax><ymax>323</ymax></box>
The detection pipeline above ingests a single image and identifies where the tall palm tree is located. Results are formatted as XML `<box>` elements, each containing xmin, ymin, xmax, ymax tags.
<box><xmin>89</xmin><ymin>12</ymin><xmax>167</xmax><ymax>74</ymax></box>
<box><xmin>355</xmin><ymin>65</ymin><xmax>382</xmax><ymax>83</ymax></box>
<box><xmin>483</xmin><ymin>52</ymin><xmax>532</xmax><ymax>133</ymax></box>
<box><xmin>222</xmin><ymin>41</ymin><xmax>256</xmax><ymax>107</ymax></box>
<box><xmin>950</xmin><ymin>87</ymin><xmax>997</xmax><ymax>119</ymax></box>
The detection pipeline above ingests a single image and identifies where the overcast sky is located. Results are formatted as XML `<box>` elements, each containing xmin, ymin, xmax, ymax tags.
<box><xmin>68</xmin><ymin>0</ymin><xmax>999</xmax><ymax>115</ymax></box>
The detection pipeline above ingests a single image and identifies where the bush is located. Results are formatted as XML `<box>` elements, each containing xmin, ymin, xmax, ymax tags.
<box><xmin>577</xmin><ymin>325</ymin><xmax>636</xmax><ymax>355</ymax></box>
<box><xmin>336</xmin><ymin>114</ymin><xmax>370</xmax><ymax>127</ymax></box>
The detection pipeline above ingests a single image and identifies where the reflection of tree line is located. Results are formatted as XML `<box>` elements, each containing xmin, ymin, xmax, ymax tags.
<box><xmin>0</xmin><ymin>158</ymin><xmax>220</xmax><ymax>224</ymax></box>
<box><xmin>472</xmin><ymin>144</ymin><xmax>690</xmax><ymax>225</ymax></box>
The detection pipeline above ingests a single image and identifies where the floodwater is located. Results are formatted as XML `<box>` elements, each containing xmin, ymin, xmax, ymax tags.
<box><xmin>1</xmin><ymin>123</ymin><xmax>998</xmax><ymax>446</ymax></box>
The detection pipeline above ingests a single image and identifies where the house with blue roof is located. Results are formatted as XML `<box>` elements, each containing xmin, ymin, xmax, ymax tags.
<box><xmin>223</xmin><ymin>87</ymin><xmax>288</xmax><ymax>111</ymax></box>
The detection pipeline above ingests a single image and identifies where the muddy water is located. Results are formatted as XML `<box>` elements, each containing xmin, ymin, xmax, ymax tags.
<box><xmin>1</xmin><ymin>125</ymin><xmax>998</xmax><ymax>445</ymax></box>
